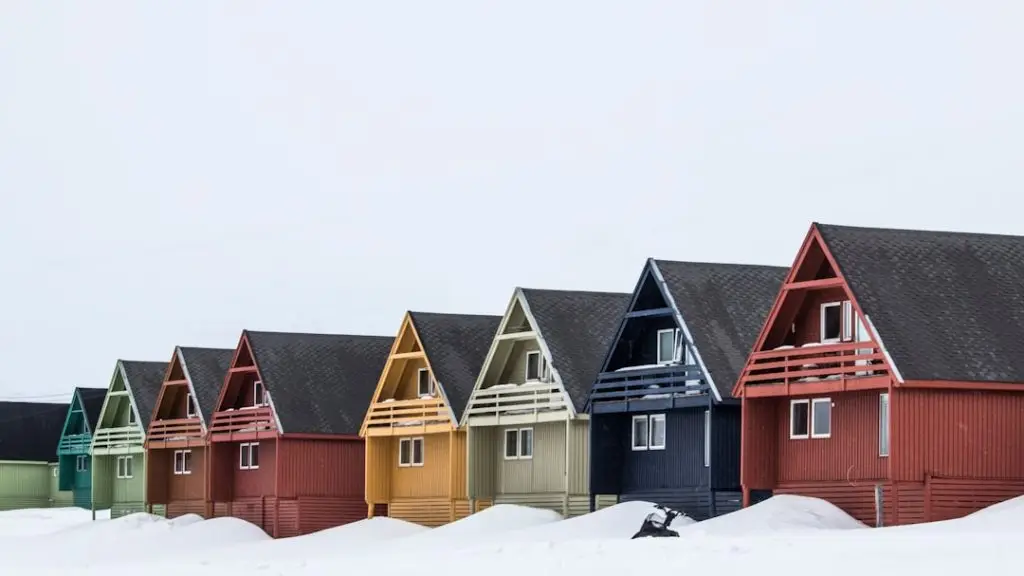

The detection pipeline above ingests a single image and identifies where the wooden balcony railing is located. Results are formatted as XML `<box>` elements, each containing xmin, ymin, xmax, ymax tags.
<box><xmin>465</xmin><ymin>382</ymin><xmax>568</xmax><ymax>424</ymax></box>
<box><xmin>363</xmin><ymin>398</ymin><xmax>450</xmax><ymax>436</ymax></box>
<box><xmin>739</xmin><ymin>341</ymin><xmax>888</xmax><ymax>389</ymax></box>
<box><xmin>91</xmin><ymin>426</ymin><xmax>145</xmax><ymax>451</ymax></box>
<box><xmin>208</xmin><ymin>406</ymin><xmax>276</xmax><ymax>437</ymax></box>
<box><xmin>57</xmin><ymin>433</ymin><xmax>91</xmax><ymax>455</ymax></box>
<box><xmin>147</xmin><ymin>418</ymin><xmax>205</xmax><ymax>443</ymax></box>
<box><xmin>588</xmin><ymin>364</ymin><xmax>709</xmax><ymax>413</ymax></box>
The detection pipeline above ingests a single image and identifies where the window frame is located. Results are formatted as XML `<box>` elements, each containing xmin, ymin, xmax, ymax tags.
<box><xmin>75</xmin><ymin>455</ymin><xmax>88</xmax><ymax>472</ymax></box>
<box><xmin>239</xmin><ymin>442</ymin><xmax>260</xmax><ymax>470</ymax></box>
<box><xmin>879</xmin><ymin>393</ymin><xmax>890</xmax><ymax>457</ymax></box>
<box><xmin>173</xmin><ymin>449</ymin><xmax>192</xmax><ymax>475</ymax></box>
<box><xmin>631</xmin><ymin>415</ymin><xmax>649</xmax><ymax>451</ymax></box>
<box><xmin>648</xmin><ymin>414</ymin><xmax>667</xmax><ymax>450</ymax></box>
<box><xmin>525</xmin><ymin>351</ymin><xmax>541</xmax><ymax>382</ymax></box>
<box><xmin>116</xmin><ymin>455</ymin><xmax>134</xmax><ymax>479</ymax></box>
<box><xmin>820</xmin><ymin>302</ymin><xmax>842</xmax><ymax>343</ymax></box>
<box><xmin>656</xmin><ymin>329</ymin><xmax>677</xmax><ymax>364</ymax></box>
<box><xmin>811</xmin><ymin>398</ymin><xmax>832</xmax><ymax>439</ymax></box>
<box><xmin>518</xmin><ymin>427</ymin><xmax>534</xmax><ymax>459</ymax></box>
<box><xmin>186</xmin><ymin>392</ymin><xmax>196</xmax><ymax>418</ymax></box>
<box><xmin>399</xmin><ymin>437</ymin><xmax>425</xmax><ymax>467</ymax></box>
<box><xmin>503</xmin><ymin>429</ymin><xmax>519</xmax><ymax>460</ymax></box>
<box><xmin>416</xmin><ymin>368</ymin><xmax>433</xmax><ymax>397</ymax></box>
<box><xmin>253</xmin><ymin>380</ymin><xmax>267</xmax><ymax>407</ymax></box>
<box><xmin>789</xmin><ymin>399</ymin><xmax>810</xmax><ymax>439</ymax></box>
<box><xmin>128</xmin><ymin>406</ymin><xmax>136</xmax><ymax>426</ymax></box>
<box><xmin>703</xmin><ymin>409</ymin><xmax>711</xmax><ymax>467</ymax></box>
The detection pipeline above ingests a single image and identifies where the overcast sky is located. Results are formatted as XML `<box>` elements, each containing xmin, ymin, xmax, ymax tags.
<box><xmin>1</xmin><ymin>2</ymin><xmax>1022</xmax><ymax>401</ymax></box>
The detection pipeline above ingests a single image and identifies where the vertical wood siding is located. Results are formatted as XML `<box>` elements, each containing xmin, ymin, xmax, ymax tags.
<box><xmin>496</xmin><ymin>421</ymin><xmax>565</xmax><ymax>494</ymax></box>
<box><xmin>566</xmin><ymin>420</ymin><xmax>589</xmax><ymax>495</ymax></box>
<box><xmin>621</xmin><ymin>408</ymin><xmax>709</xmax><ymax>493</ymax></box>
<box><xmin>467</xmin><ymin>426</ymin><xmax>497</xmax><ymax>500</ymax></box>
<box><xmin>391</xmin><ymin>433</ymin><xmax>451</xmax><ymax>499</ymax></box>
<box><xmin>365</xmin><ymin>436</ymin><xmax>392</xmax><ymax>504</ymax></box>
<box><xmin>711</xmin><ymin>405</ymin><xmax>742</xmax><ymax>491</ymax></box>
<box><xmin>0</xmin><ymin>462</ymin><xmax>50</xmax><ymax>510</ymax></box>
<box><xmin>277</xmin><ymin>438</ymin><xmax>364</xmax><ymax>499</ymax></box>
<box><xmin>740</xmin><ymin>398</ymin><xmax>777</xmax><ymax>490</ymax></box>
<box><xmin>232</xmin><ymin>440</ymin><xmax>277</xmax><ymax>498</ymax></box>
<box><xmin>589</xmin><ymin>413</ymin><xmax>627</xmax><ymax>494</ymax></box>
<box><xmin>209</xmin><ymin>443</ymin><xmax>236</xmax><ymax>502</ymax></box>
<box><xmin>449</xmin><ymin>430</ymin><xmax>467</xmax><ymax>500</ymax></box>
<box><xmin>49</xmin><ymin>464</ymin><xmax>72</xmax><ymax>507</ymax></box>
<box><xmin>893</xmin><ymin>388</ymin><xmax>1024</xmax><ymax>482</ymax></box>
<box><xmin>163</xmin><ymin>446</ymin><xmax>207</xmax><ymax>501</ymax></box>
<box><xmin>776</xmin><ymin>391</ymin><xmax>887</xmax><ymax>483</ymax></box>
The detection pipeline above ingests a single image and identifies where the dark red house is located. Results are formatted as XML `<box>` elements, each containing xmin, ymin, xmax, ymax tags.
<box><xmin>208</xmin><ymin>330</ymin><xmax>392</xmax><ymax>537</ymax></box>
<box><xmin>734</xmin><ymin>222</ymin><xmax>1024</xmax><ymax>526</ymax></box>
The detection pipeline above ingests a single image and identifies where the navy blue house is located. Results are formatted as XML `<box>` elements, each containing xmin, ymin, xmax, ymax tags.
<box><xmin>586</xmin><ymin>259</ymin><xmax>786</xmax><ymax>520</ymax></box>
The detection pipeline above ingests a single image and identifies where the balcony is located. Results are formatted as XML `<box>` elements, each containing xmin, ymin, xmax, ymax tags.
<box><xmin>464</xmin><ymin>382</ymin><xmax>569</xmax><ymax>425</ymax></box>
<box><xmin>146</xmin><ymin>417</ymin><xmax>205</xmax><ymax>448</ymax></box>
<box><xmin>91</xmin><ymin>426</ymin><xmax>145</xmax><ymax>454</ymax></box>
<box><xmin>739</xmin><ymin>341</ymin><xmax>890</xmax><ymax>397</ymax></box>
<box><xmin>208</xmin><ymin>406</ymin><xmax>276</xmax><ymax>441</ymax></box>
<box><xmin>57</xmin><ymin>433</ymin><xmax>91</xmax><ymax>455</ymax></box>
<box><xmin>363</xmin><ymin>397</ymin><xmax>451</xmax><ymax>437</ymax></box>
<box><xmin>589</xmin><ymin>363</ymin><xmax>709</xmax><ymax>414</ymax></box>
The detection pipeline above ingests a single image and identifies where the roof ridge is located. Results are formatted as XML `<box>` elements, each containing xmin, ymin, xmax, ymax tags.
<box><xmin>815</xmin><ymin>221</ymin><xmax>1024</xmax><ymax>240</ymax></box>
<box><xmin>518</xmin><ymin>287</ymin><xmax>632</xmax><ymax>297</ymax></box>
<box><xmin>652</xmin><ymin>258</ymin><xmax>789</xmax><ymax>270</ymax></box>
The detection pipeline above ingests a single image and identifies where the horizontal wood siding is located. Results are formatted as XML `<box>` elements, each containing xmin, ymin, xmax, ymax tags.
<box><xmin>296</xmin><ymin>496</ymin><xmax>366</xmax><ymax>535</ymax></box>
<box><xmin>777</xmin><ymin>391</ymin><xmax>887</xmax><ymax>483</ymax></box>
<box><xmin>893</xmin><ymin>388</ymin><xmax>1024</xmax><ymax>482</ymax></box>
<box><xmin>926</xmin><ymin>477</ymin><xmax>1024</xmax><ymax>521</ymax></box>
<box><xmin>0</xmin><ymin>462</ymin><xmax>50</xmax><ymax>510</ymax></box>
<box><xmin>622</xmin><ymin>408</ymin><xmax>709</xmax><ymax>493</ymax></box>
<box><xmin>225</xmin><ymin>496</ymin><xmax>276</xmax><ymax>535</ymax></box>
<box><xmin>278</xmin><ymin>438</ymin><xmax>364</xmax><ymax>499</ymax></box>
<box><xmin>711</xmin><ymin>405</ymin><xmax>741</xmax><ymax>491</ymax></box>
<box><xmin>775</xmin><ymin>481</ymin><xmax>893</xmax><ymax>526</ymax></box>
<box><xmin>389</xmin><ymin>497</ymin><xmax>470</xmax><ymax>527</ymax></box>
<box><xmin>167</xmin><ymin>499</ymin><xmax>206</xmax><ymax>518</ymax></box>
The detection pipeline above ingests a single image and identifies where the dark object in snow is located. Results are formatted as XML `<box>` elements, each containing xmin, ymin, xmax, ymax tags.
<box><xmin>631</xmin><ymin>504</ymin><xmax>688</xmax><ymax>538</ymax></box>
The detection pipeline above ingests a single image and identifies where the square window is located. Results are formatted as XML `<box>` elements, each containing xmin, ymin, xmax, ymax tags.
<box><xmin>504</xmin><ymin>429</ymin><xmax>519</xmax><ymax>459</ymax></box>
<box><xmin>631</xmin><ymin>415</ymin><xmax>649</xmax><ymax>450</ymax></box>
<box><xmin>820</xmin><ymin>303</ymin><xmax>841</xmax><ymax>342</ymax></box>
<box><xmin>525</xmin><ymin>351</ymin><xmax>541</xmax><ymax>381</ymax></box>
<box><xmin>417</xmin><ymin>369</ymin><xmax>433</xmax><ymax>397</ymax></box>
<box><xmin>649</xmin><ymin>415</ymin><xmax>666</xmax><ymax>450</ymax></box>
<box><xmin>656</xmin><ymin>329</ymin><xmax>677</xmax><ymax>364</ymax></box>
<box><xmin>811</xmin><ymin>398</ymin><xmax>832</xmax><ymax>438</ymax></box>
<box><xmin>790</xmin><ymin>400</ymin><xmax>809</xmax><ymax>439</ymax></box>
<box><xmin>879</xmin><ymin>393</ymin><xmax>890</xmax><ymax>457</ymax></box>
<box><xmin>518</xmin><ymin>428</ymin><xmax>533</xmax><ymax>458</ymax></box>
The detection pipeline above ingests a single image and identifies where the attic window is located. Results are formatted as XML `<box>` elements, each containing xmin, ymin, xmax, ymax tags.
<box><xmin>820</xmin><ymin>303</ymin><xmax>842</xmax><ymax>343</ymax></box>
<box><xmin>128</xmin><ymin>407</ymin><xmax>136</xmax><ymax>425</ymax></box>
<box><xmin>525</xmin><ymin>351</ymin><xmax>541</xmax><ymax>381</ymax></box>
<box><xmin>253</xmin><ymin>380</ymin><xmax>267</xmax><ymax>407</ymax></box>
<box><xmin>657</xmin><ymin>329</ymin><xmax>679</xmax><ymax>364</ymax></box>
<box><xmin>417</xmin><ymin>369</ymin><xmax>433</xmax><ymax>397</ymax></box>
<box><xmin>186</xmin><ymin>393</ymin><xmax>196</xmax><ymax>418</ymax></box>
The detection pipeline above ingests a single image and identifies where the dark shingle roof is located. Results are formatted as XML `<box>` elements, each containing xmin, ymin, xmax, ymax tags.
<box><xmin>120</xmin><ymin>360</ymin><xmax>168</xmax><ymax>427</ymax></box>
<box><xmin>246</xmin><ymin>331</ymin><xmax>394</xmax><ymax>435</ymax></box>
<box><xmin>654</xmin><ymin>260</ymin><xmax>788</xmax><ymax>400</ymax></box>
<box><xmin>817</xmin><ymin>223</ymin><xmax>1024</xmax><ymax>383</ymax></box>
<box><xmin>0</xmin><ymin>402</ymin><xmax>68</xmax><ymax>462</ymax></box>
<box><xmin>76</xmin><ymin>387</ymin><xmax>108</xmax><ymax>432</ymax></box>
<box><xmin>408</xmin><ymin>312</ymin><xmax>502</xmax><ymax>421</ymax></box>
<box><xmin>178</xmin><ymin>347</ymin><xmax>235</xmax><ymax>420</ymax></box>
<box><xmin>520</xmin><ymin>288</ymin><xmax>631</xmax><ymax>411</ymax></box>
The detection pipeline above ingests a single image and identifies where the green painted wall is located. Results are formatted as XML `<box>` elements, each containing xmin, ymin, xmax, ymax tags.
<box><xmin>0</xmin><ymin>461</ymin><xmax>50</xmax><ymax>510</ymax></box>
<box><xmin>92</xmin><ymin>453</ymin><xmax>147</xmax><ymax>517</ymax></box>
<box><xmin>48</xmin><ymin>463</ymin><xmax>72</xmax><ymax>507</ymax></box>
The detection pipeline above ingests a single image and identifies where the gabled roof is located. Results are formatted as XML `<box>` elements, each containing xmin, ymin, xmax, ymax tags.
<box><xmin>75</xmin><ymin>387</ymin><xmax>108</xmax><ymax>433</ymax></box>
<box><xmin>119</xmin><ymin>360</ymin><xmax>168</xmax><ymax>426</ymax></box>
<box><xmin>408</xmin><ymin>312</ymin><xmax>502</xmax><ymax>420</ymax></box>
<box><xmin>0</xmin><ymin>402</ymin><xmax>68</xmax><ymax>462</ymax></box>
<box><xmin>653</xmin><ymin>259</ymin><xmax>788</xmax><ymax>400</ymax></box>
<box><xmin>816</xmin><ymin>222</ymin><xmax>1024</xmax><ymax>383</ymax></box>
<box><xmin>245</xmin><ymin>331</ymin><xmax>395</xmax><ymax>435</ymax></box>
<box><xmin>520</xmin><ymin>288</ymin><xmax>631</xmax><ymax>411</ymax></box>
<box><xmin>178</xmin><ymin>347</ymin><xmax>234</xmax><ymax>420</ymax></box>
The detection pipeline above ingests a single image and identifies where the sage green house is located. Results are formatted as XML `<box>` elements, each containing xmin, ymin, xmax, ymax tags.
<box><xmin>463</xmin><ymin>288</ymin><xmax>629</xmax><ymax>516</ymax></box>
<box><xmin>90</xmin><ymin>360</ymin><xmax>168</xmax><ymax>518</ymax></box>
<box><xmin>0</xmin><ymin>401</ymin><xmax>72</xmax><ymax>510</ymax></box>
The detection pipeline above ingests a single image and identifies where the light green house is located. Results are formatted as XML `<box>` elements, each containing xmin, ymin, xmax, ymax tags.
<box><xmin>90</xmin><ymin>360</ymin><xmax>168</xmax><ymax>518</ymax></box>
<box><xmin>0</xmin><ymin>401</ymin><xmax>72</xmax><ymax>510</ymax></box>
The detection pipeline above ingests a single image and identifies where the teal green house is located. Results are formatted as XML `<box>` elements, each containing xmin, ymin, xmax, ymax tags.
<box><xmin>56</xmin><ymin>387</ymin><xmax>107</xmax><ymax>509</ymax></box>
<box><xmin>0</xmin><ymin>401</ymin><xmax>71</xmax><ymax>510</ymax></box>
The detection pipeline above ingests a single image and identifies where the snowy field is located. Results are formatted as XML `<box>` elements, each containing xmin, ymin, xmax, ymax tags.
<box><xmin>1</xmin><ymin>495</ymin><xmax>1017</xmax><ymax>576</ymax></box>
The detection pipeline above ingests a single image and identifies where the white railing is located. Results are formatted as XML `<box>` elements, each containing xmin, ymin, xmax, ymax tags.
<box><xmin>465</xmin><ymin>382</ymin><xmax>568</xmax><ymax>424</ymax></box>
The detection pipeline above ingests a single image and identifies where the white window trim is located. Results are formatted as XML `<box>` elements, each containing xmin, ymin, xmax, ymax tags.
<box><xmin>117</xmin><ymin>455</ymin><xmax>134</xmax><ymax>479</ymax></box>
<box><xmin>820</xmin><ymin>302</ymin><xmax>842</xmax><ymax>343</ymax></box>
<box><xmin>186</xmin><ymin>393</ymin><xmax>196</xmax><ymax>418</ymax></box>
<box><xmin>703</xmin><ymin>410</ymin><xmax>711</xmax><ymax>467</ymax></box>
<box><xmin>811</xmin><ymin>398</ymin><xmax>832</xmax><ymax>439</ymax></box>
<box><xmin>416</xmin><ymin>368</ymin><xmax>433</xmax><ymax>397</ymax></box>
<box><xmin>648</xmin><ymin>414</ymin><xmax>667</xmax><ymax>450</ymax></box>
<box><xmin>525</xmin><ymin>351</ymin><xmax>541</xmax><ymax>382</ymax></box>
<box><xmin>128</xmin><ymin>407</ymin><xmax>136</xmax><ymax>426</ymax></box>
<box><xmin>173</xmin><ymin>449</ymin><xmax>192</xmax><ymax>475</ymax></box>
<box><xmin>75</xmin><ymin>455</ymin><xmax>87</xmax><ymax>472</ymax></box>
<box><xmin>656</xmin><ymin>329</ymin><xmax>678</xmax><ymax>364</ymax></box>
<box><xmin>503</xmin><ymin>429</ymin><xmax>519</xmax><ymax>460</ymax></box>
<box><xmin>239</xmin><ymin>442</ymin><xmax>260</xmax><ymax>470</ymax></box>
<box><xmin>631</xmin><ymin>415</ymin><xmax>649</xmax><ymax>451</ymax></box>
<box><xmin>789</xmin><ymin>399</ymin><xmax>810</xmax><ymax>439</ymax></box>
<box><xmin>399</xmin><ymin>437</ymin><xmax>425</xmax><ymax>467</ymax></box>
<box><xmin>518</xmin><ymin>428</ymin><xmax>534</xmax><ymax>459</ymax></box>
<box><xmin>841</xmin><ymin>300</ymin><xmax>853</xmax><ymax>342</ymax></box>
<box><xmin>879</xmin><ymin>393</ymin><xmax>890</xmax><ymax>457</ymax></box>
<box><xmin>253</xmin><ymin>381</ymin><xmax>267</xmax><ymax>407</ymax></box>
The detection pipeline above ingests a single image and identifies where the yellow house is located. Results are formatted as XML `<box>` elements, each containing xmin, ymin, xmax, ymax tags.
<box><xmin>361</xmin><ymin>311</ymin><xmax>501</xmax><ymax>527</ymax></box>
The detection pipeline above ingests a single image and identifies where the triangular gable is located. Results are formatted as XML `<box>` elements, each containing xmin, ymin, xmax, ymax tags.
<box><xmin>460</xmin><ymin>289</ymin><xmax>574</xmax><ymax>426</ymax></box>
<box><xmin>591</xmin><ymin>259</ymin><xmax>720</xmax><ymax>403</ymax></box>
<box><xmin>94</xmin><ymin>362</ymin><xmax>146</xmax><ymax>435</ymax></box>
<box><xmin>60</xmin><ymin>389</ymin><xmax>96</xmax><ymax>440</ymax></box>
<box><xmin>360</xmin><ymin>313</ymin><xmax>459</xmax><ymax>436</ymax></box>
<box><xmin>150</xmin><ymin>347</ymin><xmax>206</xmax><ymax>429</ymax></box>
<box><xmin>209</xmin><ymin>331</ymin><xmax>284</xmax><ymax>434</ymax></box>
<box><xmin>731</xmin><ymin>224</ymin><xmax>898</xmax><ymax>397</ymax></box>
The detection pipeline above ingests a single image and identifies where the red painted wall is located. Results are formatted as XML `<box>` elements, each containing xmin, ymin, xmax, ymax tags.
<box><xmin>278</xmin><ymin>438</ymin><xmax>365</xmax><ymax>499</ymax></box>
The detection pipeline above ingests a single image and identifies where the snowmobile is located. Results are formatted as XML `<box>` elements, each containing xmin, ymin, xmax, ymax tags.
<box><xmin>631</xmin><ymin>504</ymin><xmax>687</xmax><ymax>539</ymax></box>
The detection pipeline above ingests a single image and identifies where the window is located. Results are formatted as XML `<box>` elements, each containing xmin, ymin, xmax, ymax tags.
<box><xmin>75</xmin><ymin>455</ymin><xmax>88</xmax><ymax>472</ymax></box>
<box><xmin>879</xmin><ymin>393</ymin><xmax>890</xmax><ymax>457</ymax></box>
<box><xmin>703</xmin><ymin>410</ymin><xmax>711</xmax><ymax>467</ymax></box>
<box><xmin>399</xmin><ymin>437</ymin><xmax>424</xmax><ymax>467</ymax></box>
<box><xmin>656</xmin><ymin>329</ymin><xmax>678</xmax><ymax>364</ymax></box>
<box><xmin>239</xmin><ymin>442</ymin><xmax>260</xmax><ymax>470</ymax></box>
<box><xmin>253</xmin><ymin>381</ymin><xmax>267</xmax><ymax>407</ymax></box>
<box><xmin>841</xmin><ymin>300</ymin><xmax>853</xmax><ymax>341</ymax></box>
<box><xmin>52</xmin><ymin>467</ymin><xmax>58</xmax><ymax>478</ymax></box>
<box><xmin>811</xmin><ymin>398</ymin><xmax>832</xmax><ymax>438</ymax></box>
<box><xmin>649</xmin><ymin>414</ymin><xmax>666</xmax><ymax>450</ymax></box>
<box><xmin>503</xmin><ymin>428</ymin><xmax>534</xmax><ymax>459</ymax></box>
<box><xmin>128</xmin><ymin>407</ymin><xmax>136</xmax><ymax>425</ymax></box>
<box><xmin>416</xmin><ymin>369</ymin><xmax>433</xmax><ymax>397</ymax></box>
<box><xmin>525</xmin><ymin>351</ymin><xmax>541</xmax><ymax>381</ymax></box>
<box><xmin>820</xmin><ymin>302</ymin><xmax>841</xmax><ymax>342</ymax></box>
<box><xmin>117</xmin><ymin>456</ymin><xmax>134</xmax><ymax>479</ymax></box>
<box><xmin>186</xmin><ymin>393</ymin><xmax>196</xmax><ymax>418</ymax></box>
<box><xmin>631</xmin><ymin>415</ymin><xmax>649</xmax><ymax>450</ymax></box>
<box><xmin>173</xmin><ymin>450</ymin><xmax>192</xmax><ymax>475</ymax></box>
<box><xmin>790</xmin><ymin>399</ymin><xmax>810</xmax><ymax>439</ymax></box>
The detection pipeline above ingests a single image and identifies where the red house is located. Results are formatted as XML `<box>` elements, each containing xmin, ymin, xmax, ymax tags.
<box><xmin>146</xmin><ymin>346</ymin><xmax>234</xmax><ymax>518</ymax></box>
<box><xmin>208</xmin><ymin>330</ymin><xmax>392</xmax><ymax>537</ymax></box>
<box><xmin>735</xmin><ymin>223</ymin><xmax>1024</xmax><ymax>526</ymax></box>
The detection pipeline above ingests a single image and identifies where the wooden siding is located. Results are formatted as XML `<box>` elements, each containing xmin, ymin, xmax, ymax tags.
<box><xmin>388</xmin><ymin>497</ymin><xmax>472</xmax><ymax>527</ymax></box>
<box><xmin>366</xmin><ymin>431</ymin><xmax>467</xmax><ymax>524</ymax></box>
<box><xmin>620</xmin><ymin>489</ymin><xmax>742</xmax><ymax>521</ymax></box>
<box><xmin>493</xmin><ymin>493</ymin><xmax>604</xmax><ymax>517</ymax></box>
<box><xmin>0</xmin><ymin>461</ymin><xmax>51</xmax><ymax>510</ymax></box>
<box><xmin>92</xmin><ymin>454</ymin><xmax>147</xmax><ymax>517</ymax></box>
<box><xmin>566</xmin><ymin>420</ymin><xmax>589</xmax><ymax>494</ymax></box>
<box><xmin>892</xmin><ymin>388</ymin><xmax>1024</xmax><ymax>482</ymax></box>
<box><xmin>776</xmin><ymin>391</ymin><xmax>888</xmax><ymax>483</ymax></box>
<box><xmin>496</xmin><ymin>421</ymin><xmax>565</xmax><ymax>494</ymax></box>
<box><xmin>277</xmin><ymin>438</ymin><xmax>364</xmax><ymax>499</ymax></box>
<box><xmin>224</xmin><ymin>440</ymin><xmax>277</xmax><ymax>499</ymax></box>
<box><xmin>495</xmin><ymin>340</ymin><xmax>541</xmax><ymax>385</ymax></box>
<box><xmin>711</xmin><ymin>406</ymin><xmax>742</xmax><ymax>491</ymax></box>
<box><xmin>49</xmin><ymin>463</ymin><xmax>72</xmax><ymax>507</ymax></box>
<box><xmin>146</xmin><ymin>446</ymin><xmax>207</xmax><ymax>505</ymax></box>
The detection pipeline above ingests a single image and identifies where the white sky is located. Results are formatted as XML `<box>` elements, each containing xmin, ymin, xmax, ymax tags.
<box><xmin>2</xmin><ymin>2</ymin><xmax>1023</xmax><ymax>400</ymax></box>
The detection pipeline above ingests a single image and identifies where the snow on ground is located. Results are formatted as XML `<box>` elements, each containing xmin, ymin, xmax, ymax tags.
<box><xmin>4</xmin><ymin>496</ymin><xmax>1024</xmax><ymax>576</ymax></box>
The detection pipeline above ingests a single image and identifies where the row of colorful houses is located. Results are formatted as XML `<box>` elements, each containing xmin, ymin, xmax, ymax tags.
<box><xmin>3</xmin><ymin>222</ymin><xmax>1024</xmax><ymax>534</ymax></box>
